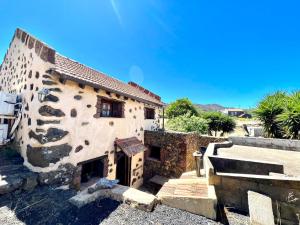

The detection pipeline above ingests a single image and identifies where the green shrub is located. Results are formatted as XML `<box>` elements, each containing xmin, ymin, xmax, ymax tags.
<box><xmin>277</xmin><ymin>92</ymin><xmax>300</xmax><ymax>139</ymax></box>
<box><xmin>166</xmin><ymin>114</ymin><xmax>208</xmax><ymax>134</ymax></box>
<box><xmin>254</xmin><ymin>91</ymin><xmax>287</xmax><ymax>138</ymax></box>
<box><xmin>166</xmin><ymin>98</ymin><xmax>199</xmax><ymax>118</ymax></box>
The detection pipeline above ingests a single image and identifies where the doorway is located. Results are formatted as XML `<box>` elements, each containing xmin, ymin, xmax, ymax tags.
<box><xmin>116</xmin><ymin>152</ymin><xmax>131</xmax><ymax>186</ymax></box>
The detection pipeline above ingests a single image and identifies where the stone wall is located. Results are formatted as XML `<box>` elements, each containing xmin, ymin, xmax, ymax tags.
<box><xmin>212</xmin><ymin>174</ymin><xmax>300</xmax><ymax>225</ymax></box>
<box><xmin>0</xmin><ymin>29</ymin><xmax>161</xmax><ymax>187</ymax></box>
<box><xmin>144</xmin><ymin>130</ymin><xmax>226</xmax><ymax>180</ymax></box>
<box><xmin>230</xmin><ymin>136</ymin><xmax>300</xmax><ymax>151</ymax></box>
<box><xmin>209</xmin><ymin>155</ymin><xmax>284</xmax><ymax>175</ymax></box>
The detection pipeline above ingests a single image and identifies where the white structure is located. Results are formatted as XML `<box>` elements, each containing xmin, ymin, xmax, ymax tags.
<box><xmin>0</xmin><ymin>28</ymin><xmax>164</xmax><ymax>188</ymax></box>
<box><xmin>0</xmin><ymin>92</ymin><xmax>17</xmax><ymax>116</ymax></box>
<box><xmin>222</xmin><ymin>108</ymin><xmax>245</xmax><ymax>117</ymax></box>
<box><xmin>248</xmin><ymin>126</ymin><xmax>263</xmax><ymax>137</ymax></box>
<box><xmin>0</xmin><ymin>92</ymin><xmax>18</xmax><ymax>145</ymax></box>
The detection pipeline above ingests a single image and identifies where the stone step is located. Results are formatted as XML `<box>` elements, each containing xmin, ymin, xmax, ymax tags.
<box><xmin>0</xmin><ymin>171</ymin><xmax>38</xmax><ymax>195</ymax></box>
<box><xmin>156</xmin><ymin>177</ymin><xmax>217</xmax><ymax>220</ymax></box>
<box><xmin>69</xmin><ymin>184</ymin><xmax>158</xmax><ymax>212</ymax></box>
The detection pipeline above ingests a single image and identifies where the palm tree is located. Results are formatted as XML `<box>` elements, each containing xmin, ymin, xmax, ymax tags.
<box><xmin>254</xmin><ymin>91</ymin><xmax>287</xmax><ymax>138</ymax></box>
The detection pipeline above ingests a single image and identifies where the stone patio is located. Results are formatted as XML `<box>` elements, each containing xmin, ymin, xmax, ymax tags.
<box><xmin>157</xmin><ymin>172</ymin><xmax>217</xmax><ymax>220</ymax></box>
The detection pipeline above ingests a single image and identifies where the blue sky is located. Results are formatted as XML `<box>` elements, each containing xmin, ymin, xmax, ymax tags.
<box><xmin>0</xmin><ymin>0</ymin><xmax>300</xmax><ymax>108</ymax></box>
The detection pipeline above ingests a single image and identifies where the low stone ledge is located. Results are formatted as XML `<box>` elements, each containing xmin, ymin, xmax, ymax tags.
<box><xmin>229</xmin><ymin>136</ymin><xmax>300</xmax><ymax>151</ymax></box>
<box><xmin>208</xmin><ymin>155</ymin><xmax>284</xmax><ymax>175</ymax></box>
<box><xmin>69</xmin><ymin>184</ymin><xmax>158</xmax><ymax>212</ymax></box>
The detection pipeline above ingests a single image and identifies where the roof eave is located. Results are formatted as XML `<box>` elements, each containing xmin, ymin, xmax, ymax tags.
<box><xmin>48</xmin><ymin>69</ymin><xmax>164</xmax><ymax>107</ymax></box>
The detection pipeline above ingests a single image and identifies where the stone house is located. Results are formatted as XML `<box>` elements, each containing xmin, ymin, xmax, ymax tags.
<box><xmin>0</xmin><ymin>28</ymin><xmax>164</xmax><ymax>189</ymax></box>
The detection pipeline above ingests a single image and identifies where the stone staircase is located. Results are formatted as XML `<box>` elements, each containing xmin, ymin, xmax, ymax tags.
<box><xmin>0</xmin><ymin>147</ymin><xmax>38</xmax><ymax>195</ymax></box>
<box><xmin>156</xmin><ymin>172</ymin><xmax>217</xmax><ymax>220</ymax></box>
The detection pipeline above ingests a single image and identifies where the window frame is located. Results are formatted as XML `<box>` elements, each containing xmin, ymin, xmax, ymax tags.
<box><xmin>97</xmin><ymin>97</ymin><xmax>124</xmax><ymax>118</ymax></box>
<box><xmin>144</xmin><ymin>107</ymin><xmax>155</xmax><ymax>120</ymax></box>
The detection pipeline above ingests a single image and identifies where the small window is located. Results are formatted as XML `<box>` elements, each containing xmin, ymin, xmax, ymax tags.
<box><xmin>145</xmin><ymin>107</ymin><xmax>155</xmax><ymax>119</ymax></box>
<box><xmin>99</xmin><ymin>99</ymin><xmax>123</xmax><ymax>118</ymax></box>
<box><xmin>149</xmin><ymin>146</ymin><xmax>161</xmax><ymax>161</ymax></box>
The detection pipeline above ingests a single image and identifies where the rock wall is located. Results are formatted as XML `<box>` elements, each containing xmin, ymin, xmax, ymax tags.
<box><xmin>143</xmin><ymin>130</ymin><xmax>226</xmax><ymax>180</ymax></box>
<box><xmin>0</xmin><ymin>29</ymin><xmax>161</xmax><ymax>187</ymax></box>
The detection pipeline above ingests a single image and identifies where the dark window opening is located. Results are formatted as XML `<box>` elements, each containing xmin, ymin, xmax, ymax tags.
<box><xmin>99</xmin><ymin>99</ymin><xmax>124</xmax><ymax>118</ymax></box>
<box><xmin>145</xmin><ymin>107</ymin><xmax>155</xmax><ymax>119</ymax></box>
<box><xmin>149</xmin><ymin>146</ymin><xmax>161</xmax><ymax>161</ymax></box>
<box><xmin>80</xmin><ymin>158</ymin><xmax>105</xmax><ymax>183</ymax></box>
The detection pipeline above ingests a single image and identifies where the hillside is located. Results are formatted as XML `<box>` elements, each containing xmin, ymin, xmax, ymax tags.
<box><xmin>194</xmin><ymin>104</ymin><xmax>226</xmax><ymax>112</ymax></box>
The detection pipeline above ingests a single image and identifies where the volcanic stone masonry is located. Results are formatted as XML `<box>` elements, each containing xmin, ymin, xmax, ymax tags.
<box><xmin>143</xmin><ymin>130</ymin><xmax>226</xmax><ymax>180</ymax></box>
<box><xmin>0</xmin><ymin>28</ymin><xmax>162</xmax><ymax>188</ymax></box>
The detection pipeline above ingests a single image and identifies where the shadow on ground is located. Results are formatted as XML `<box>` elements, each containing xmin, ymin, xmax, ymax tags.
<box><xmin>0</xmin><ymin>186</ymin><xmax>120</xmax><ymax>225</ymax></box>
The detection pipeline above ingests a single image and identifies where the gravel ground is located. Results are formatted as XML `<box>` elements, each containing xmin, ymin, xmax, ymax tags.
<box><xmin>0</xmin><ymin>186</ymin><xmax>248</xmax><ymax>225</ymax></box>
<box><xmin>101</xmin><ymin>203</ymin><xmax>220</xmax><ymax>225</ymax></box>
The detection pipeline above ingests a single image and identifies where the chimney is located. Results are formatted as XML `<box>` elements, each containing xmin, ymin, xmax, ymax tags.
<box><xmin>128</xmin><ymin>82</ymin><xmax>161</xmax><ymax>101</ymax></box>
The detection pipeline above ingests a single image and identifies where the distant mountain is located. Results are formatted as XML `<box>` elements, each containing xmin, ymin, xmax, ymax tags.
<box><xmin>194</xmin><ymin>104</ymin><xmax>227</xmax><ymax>112</ymax></box>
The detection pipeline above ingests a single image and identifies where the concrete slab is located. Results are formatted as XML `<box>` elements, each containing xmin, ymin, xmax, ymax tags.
<box><xmin>248</xmin><ymin>191</ymin><xmax>275</xmax><ymax>225</ymax></box>
<box><xmin>69</xmin><ymin>184</ymin><xmax>157</xmax><ymax>212</ymax></box>
<box><xmin>157</xmin><ymin>177</ymin><xmax>217</xmax><ymax>220</ymax></box>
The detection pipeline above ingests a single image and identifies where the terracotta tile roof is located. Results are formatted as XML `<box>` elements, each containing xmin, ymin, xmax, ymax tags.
<box><xmin>115</xmin><ymin>137</ymin><xmax>146</xmax><ymax>157</ymax></box>
<box><xmin>12</xmin><ymin>28</ymin><xmax>163</xmax><ymax>105</ymax></box>
<box><xmin>53</xmin><ymin>54</ymin><xmax>163</xmax><ymax>106</ymax></box>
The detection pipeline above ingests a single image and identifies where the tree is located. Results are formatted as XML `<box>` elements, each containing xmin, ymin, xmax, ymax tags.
<box><xmin>277</xmin><ymin>91</ymin><xmax>300</xmax><ymax>139</ymax></box>
<box><xmin>166</xmin><ymin>114</ymin><xmax>208</xmax><ymax>134</ymax></box>
<box><xmin>165</xmin><ymin>98</ymin><xmax>199</xmax><ymax>118</ymax></box>
<box><xmin>201</xmin><ymin>111</ymin><xmax>223</xmax><ymax>136</ymax></box>
<box><xmin>219</xmin><ymin>115</ymin><xmax>236</xmax><ymax>136</ymax></box>
<box><xmin>201</xmin><ymin>112</ymin><xmax>236</xmax><ymax>136</ymax></box>
<box><xmin>254</xmin><ymin>91</ymin><xmax>287</xmax><ymax>138</ymax></box>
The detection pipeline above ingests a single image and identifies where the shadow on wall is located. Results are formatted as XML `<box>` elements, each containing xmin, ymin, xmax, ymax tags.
<box><xmin>0</xmin><ymin>186</ymin><xmax>120</xmax><ymax>225</ymax></box>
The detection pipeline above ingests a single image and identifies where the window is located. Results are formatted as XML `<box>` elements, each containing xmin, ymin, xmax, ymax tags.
<box><xmin>100</xmin><ymin>99</ymin><xmax>123</xmax><ymax>118</ymax></box>
<box><xmin>145</xmin><ymin>107</ymin><xmax>155</xmax><ymax>119</ymax></box>
<box><xmin>149</xmin><ymin>146</ymin><xmax>161</xmax><ymax>161</ymax></box>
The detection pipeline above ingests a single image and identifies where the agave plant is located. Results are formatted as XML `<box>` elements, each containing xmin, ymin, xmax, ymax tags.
<box><xmin>254</xmin><ymin>91</ymin><xmax>287</xmax><ymax>138</ymax></box>
<box><xmin>277</xmin><ymin>92</ymin><xmax>300</xmax><ymax>139</ymax></box>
